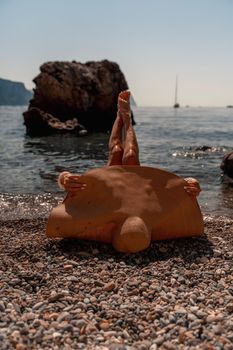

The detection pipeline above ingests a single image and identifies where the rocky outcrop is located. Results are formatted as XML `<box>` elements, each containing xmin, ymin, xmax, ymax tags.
<box><xmin>0</xmin><ymin>78</ymin><xmax>32</xmax><ymax>105</ymax></box>
<box><xmin>23</xmin><ymin>107</ymin><xmax>87</xmax><ymax>136</ymax></box>
<box><xmin>23</xmin><ymin>60</ymin><xmax>135</xmax><ymax>136</ymax></box>
<box><xmin>220</xmin><ymin>152</ymin><xmax>233</xmax><ymax>178</ymax></box>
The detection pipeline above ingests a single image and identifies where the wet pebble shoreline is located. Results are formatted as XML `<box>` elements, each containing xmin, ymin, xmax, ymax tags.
<box><xmin>0</xmin><ymin>217</ymin><xmax>233</xmax><ymax>349</ymax></box>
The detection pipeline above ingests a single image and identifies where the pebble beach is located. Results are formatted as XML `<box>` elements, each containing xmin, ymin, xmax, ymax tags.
<box><xmin>1</xmin><ymin>216</ymin><xmax>233</xmax><ymax>349</ymax></box>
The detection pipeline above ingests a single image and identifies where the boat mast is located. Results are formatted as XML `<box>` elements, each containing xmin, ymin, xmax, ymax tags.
<box><xmin>175</xmin><ymin>75</ymin><xmax>178</xmax><ymax>104</ymax></box>
<box><xmin>174</xmin><ymin>75</ymin><xmax>180</xmax><ymax>108</ymax></box>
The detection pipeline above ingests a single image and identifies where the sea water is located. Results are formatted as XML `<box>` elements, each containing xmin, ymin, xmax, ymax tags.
<box><xmin>0</xmin><ymin>106</ymin><xmax>233</xmax><ymax>220</ymax></box>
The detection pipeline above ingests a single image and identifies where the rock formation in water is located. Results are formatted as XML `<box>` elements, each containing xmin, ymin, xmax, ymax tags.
<box><xmin>220</xmin><ymin>151</ymin><xmax>233</xmax><ymax>178</ymax></box>
<box><xmin>23</xmin><ymin>107</ymin><xmax>87</xmax><ymax>136</ymax></box>
<box><xmin>23</xmin><ymin>60</ymin><xmax>135</xmax><ymax>136</ymax></box>
<box><xmin>0</xmin><ymin>78</ymin><xmax>32</xmax><ymax>105</ymax></box>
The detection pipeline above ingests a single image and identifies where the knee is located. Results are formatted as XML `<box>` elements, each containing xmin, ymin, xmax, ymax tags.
<box><xmin>109</xmin><ymin>139</ymin><xmax>123</xmax><ymax>153</ymax></box>
<box><xmin>122</xmin><ymin>147</ymin><xmax>139</xmax><ymax>165</ymax></box>
<box><xmin>108</xmin><ymin>144</ymin><xmax>123</xmax><ymax>166</ymax></box>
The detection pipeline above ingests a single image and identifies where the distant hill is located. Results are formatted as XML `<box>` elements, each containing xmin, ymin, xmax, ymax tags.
<box><xmin>0</xmin><ymin>78</ymin><xmax>33</xmax><ymax>105</ymax></box>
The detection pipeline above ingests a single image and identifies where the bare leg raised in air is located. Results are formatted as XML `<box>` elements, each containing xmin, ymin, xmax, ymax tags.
<box><xmin>106</xmin><ymin>106</ymin><xmax>124</xmax><ymax>166</ymax></box>
<box><xmin>107</xmin><ymin>90</ymin><xmax>140</xmax><ymax>166</ymax></box>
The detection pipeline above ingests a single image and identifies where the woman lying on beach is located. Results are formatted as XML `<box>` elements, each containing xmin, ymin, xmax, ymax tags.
<box><xmin>58</xmin><ymin>90</ymin><xmax>201</xmax><ymax>198</ymax></box>
<box><xmin>47</xmin><ymin>90</ymin><xmax>203</xmax><ymax>253</ymax></box>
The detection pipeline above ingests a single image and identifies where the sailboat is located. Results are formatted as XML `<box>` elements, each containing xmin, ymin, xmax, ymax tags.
<box><xmin>173</xmin><ymin>75</ymin><xmax>180</xmax><ymax>108</ymax></box>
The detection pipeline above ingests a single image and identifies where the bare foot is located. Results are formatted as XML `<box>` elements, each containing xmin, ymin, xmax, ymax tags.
<box><xmin>118</xmin><ymin>90</ymin><xmax>131</xmax><ymax>127</ymax></box>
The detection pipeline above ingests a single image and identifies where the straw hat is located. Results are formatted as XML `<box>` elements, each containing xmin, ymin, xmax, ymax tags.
<box><xmin>47</xmin><ymin>165</ymin><xmax>204</xmax><ymax>253</ymax></box>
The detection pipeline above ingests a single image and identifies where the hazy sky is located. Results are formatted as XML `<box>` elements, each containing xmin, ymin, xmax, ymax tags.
<box><xmin>0</xmin><ymin>0</ymin><xmax>233</xmax><ymax>106</ymax></box>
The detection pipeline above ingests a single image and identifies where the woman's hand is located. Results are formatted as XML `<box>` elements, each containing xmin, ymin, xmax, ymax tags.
<box><xmin>58</xmin><ymin>171</ymin><xmax>87</xmax><ymax>192</ymax></box>
<box><xmin>184</xmin><ymin>177</ymin><xmax>202</xmax><ymax>197</ymax></box>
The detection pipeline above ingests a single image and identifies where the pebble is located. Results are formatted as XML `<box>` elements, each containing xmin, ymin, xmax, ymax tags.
<box><xmin>163</xmin><ymin>341</ymin><xmax>176</xmax><ymax>350</ymax></box>
<box><xmin>75</xmin><ymin>320</ymin><xmax>87</xmax><ymax>329</ymax></box>
<box><xmin>99</xmin><ymin>321</ymin><xmax>110</xmax><ymax>330</ymax></box>
<box><xmin>122</xmin><ymin>329</ymin><xmax>130</xmax><ymax>338</ymax></box>
<box><xmin>11</xmin><ymin>330</ymin><xmax>21</xmax><ymax>340</ymax></box>
<box><xmin>46</xmin><ymin>312</ymin><xmax>59</xmax><ymax>321</ymax></box>
<box><xmin>103</xmin><ymin>281</ymin><xmax>116</xmax><ymax>292</ymax></box>
<box><xmin>64</xmin><ymin>264</ymin><xmax>73</xmax><ymax>270</ymax></box>
<box><xmin>154</xmin><ymin>336</ymin><xmax>165</xmax><ymax>345</ymax></box>
<box><xmin>158</xmin><ymin>246</ymin><xmax>168</xmax><ymax>253</ymax></box>
<box><xmin>0</xmin><ymin>301</ymin><xmax>5</xmax><ymax>312</ymax></box>
<box><xmin>32</xmin><ymin>301</ymin><xmax>46</xmax><ymax>310</ymax></box>
<box><xmin>226</xmin><ymin>303</ymin><xmax>233</xmax><ymax>313</ymax></box>
<box><xmin>57</xmin><ymin>312</ymin><xmax>70</xmax><ymax>322</ymax></box>
<box><xmin>48</xmin><ymin>292</ymin><xmax>64</xmax><ymax>302</ymax></box>
<box><xmin>196</xmin><ymin>310</ymin><xmax>207</xmax><ymax>318</ymax></box>
<box><xmin>213</xmin><ymin>249</ymin><xmax>222</xmax><ymax>257</ymax></box>
<box><xmin>187</xmin><ymin>313</ymin><xmax>197</xmax><ymax>321</ymax></box>
<box><xmin>21</xmin><ymin>312</ymin><xmax>36</xmax><ymax>321</ymax></box>
<box><xmin>16</xmin><ymin>344</ymin><xmax>25</xmax><ymax>350</ymax></box>
<box><xmin>212</xmin><ymin>325</ymin><xmax>223</xmax><ymax>335</ymax></box>
<box><xmin>174</xmin><ymin>306</ymin><xmax>187</xmax><ymax>314</ymax></box>
<box><xmin>206</xmin><ymin>313</ymin><xmax>224</xmax><ymax>323</ymax></box>
<box><xmin>35</xmin><ymin>262</ymin><xmax>45</xmax><ymax>268</ymax></box>
<box><xmin>149</xmin><ymin>345</ymin><xmax>158</xmax><ymax>350</ymax></box>
<box><xmin>53</xmin><ymin>332</ymin><xmax>62</xmax><ymax>338</ymax></box>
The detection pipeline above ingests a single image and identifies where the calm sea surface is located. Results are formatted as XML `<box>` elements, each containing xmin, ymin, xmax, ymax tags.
<box><xmin>1</xmin><ymin>106</ymin><xmax>233</xmax><ymax>220</ymax></box>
